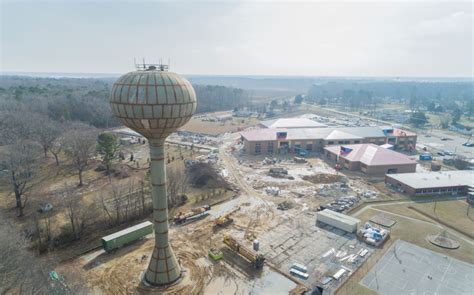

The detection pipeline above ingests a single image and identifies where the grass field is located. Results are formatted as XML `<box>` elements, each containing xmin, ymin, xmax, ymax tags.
<box><xmin>181</xmin><ymin>116</ymin><xmax>259</xmax><ymax>136</ymax></box>
<box><xmin>357</xmin><ymin>207</ymin><xmax>474</xmax><ymax>264</ymax></box>
<box><xmin>339</xmin><ymin>202</ymin><xmax>474</xmax><ymax>295</ymax></box>
<box><xmin>410</xmin><ymin>200</ymin><xmax>474</xmax><ymax>237</ymax></box>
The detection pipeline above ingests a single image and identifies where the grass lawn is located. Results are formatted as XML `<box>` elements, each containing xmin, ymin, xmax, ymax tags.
<box><xmin>340</xmin><ymin>198</ymin><xmax>474</xmax><ymax>295</ymax></box>
<box><xmin>410</xmin><ymin>200</ymin><xmax>474</xmax><ymax>237</ymax></box>
<box><xmin>357</xmin><ymin>208</ymin><xmax>474</xmax><ymax>264</ymax></box>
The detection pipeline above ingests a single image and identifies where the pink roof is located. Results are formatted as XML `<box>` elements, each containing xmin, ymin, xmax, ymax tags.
<box><xmin>325</xmin><ymin>144</ymin><xmax>417</xmax><ymax>166</ymax></box>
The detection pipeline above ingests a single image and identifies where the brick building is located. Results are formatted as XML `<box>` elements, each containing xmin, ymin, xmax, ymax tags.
<box><xmin>241</xmin><ymin>126</ymin><xmax>417</xmax><ymax>155</ymax></box>
<box><xmin>385</xmin><ymin>171</ymin><xmax>474</xmax><ymax>196</ymax></box>
<box><xmin>324</xmin><ymin>144</ymin><xmax>417</xmax><ymax>177</ymax></box>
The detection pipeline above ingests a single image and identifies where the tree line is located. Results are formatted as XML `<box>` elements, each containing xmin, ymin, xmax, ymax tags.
<box><xmin>0</xmin><ymin>76</ymin><xmax>252</xmax><ymax>131</ymax></box>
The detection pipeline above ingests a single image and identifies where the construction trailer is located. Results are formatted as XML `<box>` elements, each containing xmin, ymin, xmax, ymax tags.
<box><xmin>101</xmin><ymin>221</ymin><xmax>153</xmax><ymax>252</ymax></box>
<box><xmin>316</xmin><ymin>209</ymin><xmax>360</xmax><ymax>233</ymax></box>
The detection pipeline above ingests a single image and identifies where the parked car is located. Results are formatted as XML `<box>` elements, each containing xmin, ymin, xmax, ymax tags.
<box><xmin>462</xmin><ymin>142</ymin><xmax>474</xmax><ymax>147</ymax></box>
<box><xmin>437</xmin><ymin>151</ymin><xmax>445</xmax><ymax>156</ymax></box>
<box><xmin>443</xmin><ymin>150</ymin><xmax>455</xmax><ymax>156</ymax></box>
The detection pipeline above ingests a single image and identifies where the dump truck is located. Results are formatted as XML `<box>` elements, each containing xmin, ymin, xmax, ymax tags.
<box><xmin>174</xmin><ymin>205</ymin><xmax>211</xmax><ymax>225</ymax></box>
<box><xmin>213</xmin><ymin>207</ymin><xmax>240</xmax><ymax>228</ymax></box>
<box><xmin>223</xmin><ymin>235</ymin><xmax>265</xmax><ymax>268</ymax></box>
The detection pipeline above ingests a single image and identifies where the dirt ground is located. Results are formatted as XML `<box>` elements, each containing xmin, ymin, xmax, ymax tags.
<box><xmin>56</xmin><ymin>192</ymin><xmax>301</xmax><ymax>294</ymax></box>
<box><xmin>181</xmin><ymin>112</ymin><xmax>259</xmax><ymax>136</ymax></box>
<box><xmin>5</xmin><ymin>111</ymin><xmax>471</xmax><ymax>294</ymax></box>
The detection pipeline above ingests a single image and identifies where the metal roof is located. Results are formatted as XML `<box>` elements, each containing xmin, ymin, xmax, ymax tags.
<box><xmin>318</xmin><ymin>209</ymin><xmax>360</xmax><ymax>225</ymax></box>
<box><xmin>102</xmin><ymin>221</ymin><xmax>153</xmax><ymax>242</ymax></box>
<box><xmin>386</xmin><ymin>171</ymin><xmax>474</xmax><ymax>189</ymax></box>
<box><xmin>325</xmin><ymin>130</ymin><xmax>363</xmax><ymax>140</ymax></box>
<box><xmin>241</xmin><ymin>126</ymin><xmax>387</xmax><ymax>142</ymax></box>
<box><xmin>260</xmin><ymin>118</ymin><xmax>327</xmax><ymax>129</ymax></box>
<box><xmin>325</xmin><ymin>144</ymin><xmax>417</xmax><ymax>166</ymax></box>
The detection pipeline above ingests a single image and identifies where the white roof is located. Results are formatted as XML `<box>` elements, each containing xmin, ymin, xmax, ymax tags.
<box><xmin>260</xmin><ymin>118</ymin><xmax>327</xmax><ymax>129</ymax></box>
<box><xmin>386</xmin><ymin>170</ymin><xmax>474</xmax><ymax>189</ymax></box>
<box><xmin>318</xmin><ymin>209</ymin><xmax>360</xmax><ymax>225</ymax></box>
<box><xmin>113</xmin><ymin>127</ymin><xmax>142</xmax><ymax>137</ymax></box>
<box><xmin>102</xmin><ymin>221</ymin><xmax>153</xmax><ymax>242</ymax></box>
<box><xmin>325</xmin><ymin>130</ymin><xmax>363</xmax><ymax>140</ymax></box>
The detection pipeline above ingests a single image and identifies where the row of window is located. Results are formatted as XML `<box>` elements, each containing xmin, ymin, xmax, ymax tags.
<box><xmin>254</xmin><ymin>142</ymin><xmax>313</xmax><ymax>154</ymax></box>
<box><xmin>327</xmin><ymin>140</ymin><xmax>360</xmax><ymax>145</ymax></box>
<box><xmin>414</xmin><ymin>187</ymin><xmax>465</xmax><ymax>194</ymax></box>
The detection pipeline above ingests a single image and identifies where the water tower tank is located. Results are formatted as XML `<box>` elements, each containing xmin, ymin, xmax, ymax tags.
<box><xmin>110</xmin><ymin>64</ymin><xmax>196</xmax><ymax>286</ymax></box>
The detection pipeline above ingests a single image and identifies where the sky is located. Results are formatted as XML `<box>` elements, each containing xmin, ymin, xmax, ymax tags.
<box><xmin>1</xmin><ymin>0</ymin><xmax>473</xmax><ymax>77</ymax></box>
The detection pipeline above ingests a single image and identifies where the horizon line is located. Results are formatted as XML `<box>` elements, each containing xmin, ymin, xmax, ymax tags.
<box><xmin>1</xmin><ymin>71</ymin><xmax>473</xmax><ymax>80</ymax></box>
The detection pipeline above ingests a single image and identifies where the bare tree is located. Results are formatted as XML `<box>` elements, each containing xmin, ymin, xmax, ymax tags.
<box><xmin>167</xmin><ymin>167</ymin><xmax>189</xmax><ymax>208</ymax></box>
<box><xmin>32</xmin><ymin>115</ymin><xmax>61</xmax><ymax>159</ymax></box>
<box><xmin>0</xmin><ymin>109</ymin><xmax>36</xmax><ymax>145</ymax></box>
<box><xmin>64</xmin><ymin>123</ymin><xmax>97</xmax><ymax>186</ymax></box>
<box><xmin>3</xmin><ymin>141</ymin><xmax>41</xmax><ymax>216</ymax></box>
<box><xmin>63</xmin><ymin>183</ymin><xmax>85</xmax><ymax>240</ymax></box>
<box><xmin>0</xmin><ymin>212</ymin><xmax>57</xmax><ymax>294</ymax></box>
<box><xmin>50</xmin><ymin>136</ymin><xmax>64</xmax><ymax>167</ymax></box>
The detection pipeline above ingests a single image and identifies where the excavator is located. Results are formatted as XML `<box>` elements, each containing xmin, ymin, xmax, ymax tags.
<box><xmin>223</xmin><ymin>235</ymin><xmax>265</xmax><ymax>268</ymax></box>
<box><xmin>213</xmin><ymin>207</ymin><xmax>240</xmax><ymax>228</ymax></box>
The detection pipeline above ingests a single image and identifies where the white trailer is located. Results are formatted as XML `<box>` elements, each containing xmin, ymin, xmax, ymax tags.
<box><xmin>317</xmin><ymin>209</ymin><xmax>360</xmax><ymax>233</ymax></box>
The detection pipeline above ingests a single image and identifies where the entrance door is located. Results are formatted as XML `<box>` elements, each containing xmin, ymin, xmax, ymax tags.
<box><xmin>279</xmin><ymin>142</ymin><xmax>289</xmax><ymax>154</ymax></box>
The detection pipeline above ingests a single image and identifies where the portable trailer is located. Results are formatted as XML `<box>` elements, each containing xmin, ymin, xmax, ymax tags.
<box><xmin>101</xmin><ymin>221</ymin><xmax>153</xmax><ymax>252</ymax></box>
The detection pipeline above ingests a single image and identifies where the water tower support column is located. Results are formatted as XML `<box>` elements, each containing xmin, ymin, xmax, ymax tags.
<box><xmin>144</xmin><ymin>141</ymin><xmax>181</xmax><ymax>286</ymax></box>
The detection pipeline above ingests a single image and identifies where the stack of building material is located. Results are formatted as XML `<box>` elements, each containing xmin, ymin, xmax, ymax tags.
<box><xmin>357</xmin><ymin>222</ymin><xmax>390</xmax><ymax>246</ymax></box>
<box><xmin>289</xmin><ymin>263</ymin><xmax>309</xmax><ymax>279</ymax></box>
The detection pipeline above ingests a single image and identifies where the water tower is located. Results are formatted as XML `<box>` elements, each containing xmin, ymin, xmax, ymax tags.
<box><xmin>109</xmin><ymin>63</ymin><xmax>197</xmax><ymax>286</ymax></box>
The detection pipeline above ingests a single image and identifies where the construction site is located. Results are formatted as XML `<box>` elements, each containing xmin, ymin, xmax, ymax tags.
<box><xmin>42</xmin><ymin>100</ymin><xmax>472</xmax><ymax>295</ymax></box>
<box><xmin>2</xmin><ymin>65</ymin><xmax>473</xmax><ymax>295</ymax></box>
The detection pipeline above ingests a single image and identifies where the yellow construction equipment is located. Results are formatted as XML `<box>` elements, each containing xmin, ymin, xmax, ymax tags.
<box><xmin>214</xmin><ymin>207</ymin><xmax>240</xmax><ymax>228</ymax></box>
<box><xmin>223</xmin><ymin>235</ymin><xmax>265</xmax><ymax>268</ymax></box>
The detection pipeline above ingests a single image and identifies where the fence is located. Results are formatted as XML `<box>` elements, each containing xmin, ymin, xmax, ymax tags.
<box><xmin>334</xmin><ymin>238</ymin><xmax>395</xmax><ymax>295</ymax></box>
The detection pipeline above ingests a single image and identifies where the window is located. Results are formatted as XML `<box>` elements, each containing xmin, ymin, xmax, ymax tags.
<box><xmin>344</xmin><ymin>140</ymin><xmax>350</xmax><ymax>144</ymax></box>
<box><xmin>328</xmin><ymin>141</ymin><xmax>334</xmax><ymax>145</ymax></box>
<box><xmin>255</xmin><ymin>143</ymin><xmax>261</xmax><ymax>154</ymax></box>
<box><xmin>306</xmin><ymin>143</ymin><xmax>312</xmax><ymax>151</ymax></box>
<box><xmin>338</xmin><ymin>141</ymin><xmax>344</xmax><ymax>144</ymax></box>
<box><xmin>267</xmin><ymin>142</ymin><xmax>274</xmax><ymax>153</ymax></box>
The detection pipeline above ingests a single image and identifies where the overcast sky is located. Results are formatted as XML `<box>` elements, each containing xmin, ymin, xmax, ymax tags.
<box><xmin>1</xmin><ymin>0</ymin><xmax>472</xmax><ymax>77</ymax></box>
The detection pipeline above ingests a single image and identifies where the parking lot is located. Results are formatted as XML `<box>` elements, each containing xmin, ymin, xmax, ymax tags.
<box><xmin>417</xmin><ymin>132</ymin><xmax>473</xmax><ymax>158</ymax></box>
